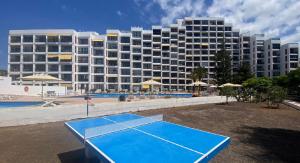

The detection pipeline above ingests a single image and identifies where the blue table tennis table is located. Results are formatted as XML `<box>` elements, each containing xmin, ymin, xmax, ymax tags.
<box><xmin>65</xmin><ymin>113</ymin><xmax>230</xmax><ymax>163</ymax></box>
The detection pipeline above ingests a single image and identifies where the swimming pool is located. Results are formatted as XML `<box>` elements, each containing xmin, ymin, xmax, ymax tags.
<box><xmin>88</xmin><ymin>93</ymin><xmax>193</xmax><ymax>98</ymax></box>
<box><xmin>0</xmin><ymin>101</ymin><xmax>44</xmax><ymax>108</ymax></box>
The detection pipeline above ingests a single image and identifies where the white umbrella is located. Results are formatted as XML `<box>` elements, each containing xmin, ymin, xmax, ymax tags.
<box><xmin>220</xmin><ymin>83</ymin><xmax>242</xmax><ymax>87</ymax></box>
<box><xmin>141</xmin><ymin>79</ymin><xmax>161</xmax><ymax>85</ymax></box>
<box><xmin>141</xmin><ymin>79</ymin><xmax>161</xmax><ymax>92</ymax></box>
<box><xmin>209</xmin><ymin>85</ymin><xmax>218</xmax><ymax>88</ymax></box>
<box><xmin>191</xmin><ymin>81</ymin><xmax>208</xmax><ymax>86</ymax></box>
<box><xmin>21</xmin><ymin>73</ymin><xmax>62</xmax><ymax>98</ymax></box>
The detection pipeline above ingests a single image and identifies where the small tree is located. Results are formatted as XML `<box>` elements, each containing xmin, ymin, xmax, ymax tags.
<box><xmin>243</xmin><ymin>77</ymin><xmax>272</xmax><ymax>102</ymax></box>
<box><xmin>220</xmin><ymin>86</ymin><xmax>235</xmax><ymax>104</ymax></box>
<box><xmin>266</xmin><ymin>86</ymin><xmax>287</xmax><ymax>108</ymax></box>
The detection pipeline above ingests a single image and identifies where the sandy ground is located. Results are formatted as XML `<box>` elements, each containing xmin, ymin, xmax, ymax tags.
<box><xmin>0</xmin><ymin>102</ymin><xmax>299</xmax><ymax>163</ymax></box>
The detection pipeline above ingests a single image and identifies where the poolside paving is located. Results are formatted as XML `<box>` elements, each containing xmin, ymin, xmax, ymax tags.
<box><xmin>0</xmin><ymin>96</ymin><xmax>234</xmax><ymax>127</ymax></box>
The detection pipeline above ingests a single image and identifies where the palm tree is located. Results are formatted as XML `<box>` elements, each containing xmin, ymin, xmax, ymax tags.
<box><xmin>190</xmin><ymin>67</ymin><xmax>207</xmax><ymax>95</ymax></box>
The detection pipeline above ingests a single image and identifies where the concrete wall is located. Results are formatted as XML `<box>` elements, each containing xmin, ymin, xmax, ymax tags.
<box><xmin>0</xmin><ymin>76</ymin><xmax>66</xmax><ymax>96</ymax></box>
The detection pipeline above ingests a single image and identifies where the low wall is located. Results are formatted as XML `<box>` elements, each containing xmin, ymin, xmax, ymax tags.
<box><xmin>0</xmin><ymin>76</ymin><xmax>66</xmax><ymax>96</ymax></box>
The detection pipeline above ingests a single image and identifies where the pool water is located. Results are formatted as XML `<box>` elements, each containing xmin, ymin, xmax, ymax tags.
<box><xmin>0</xmin><ymin>101</ymin><xmax>44</xmax><ymax>108</ymax></box>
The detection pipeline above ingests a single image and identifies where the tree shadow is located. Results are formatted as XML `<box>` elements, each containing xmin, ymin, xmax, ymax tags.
<box><xmin>57</xmin><ymin>148</ymin><xmax>98</xmax><ymax>163</ymax></box>
<box><xmin>236</xmin><ymin>126</ymin><xmax>300</xmax><ymax>162</ymax></box>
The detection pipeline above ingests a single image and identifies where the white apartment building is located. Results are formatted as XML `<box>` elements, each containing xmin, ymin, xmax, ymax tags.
<box><xmin>250</xmin><ymin>34</ymin><xmax>265</xmax><ymax>77</ymax></box>
<box><xmin>280</xmin><ymin>43</ymin><xmax>300</xmax><ymax>75</ymax></box>
<box><xmin>7</xmin><ymin>17</ymin><xmax>299</xmax><ymax>92</ymax></box>
<box><xmin>264</xmin><ymin>38</ymin><xmax>281</xmax><ymax>77</ymax></box>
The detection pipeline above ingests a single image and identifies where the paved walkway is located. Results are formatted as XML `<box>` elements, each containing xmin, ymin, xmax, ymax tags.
<box><xmin>284</xmin><ymin>100</ymin><xmax>300</xmax><ymax>110</ymax></box>
<box><xmin>0</xmin><ymin>96</ymin><xmax>235</xmax><ymax>127</ymax></box>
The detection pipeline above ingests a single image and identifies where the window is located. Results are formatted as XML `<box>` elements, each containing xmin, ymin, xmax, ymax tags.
<box><xmin>35</xmin><ymin>35</ymin><xmax>46</xmax><ymax>42</ymax></box>
<box><xmin>143</xmin><ymin>49</ymin><xmax>151</xmax><ymax>54</ymax></box>
<box><xmin>121</xmin><ymin>61</ymin><xmax>130</xmax><ymax>67</ymax></box>
<box><xmin>61</xmin><ymin>45</ymin><xmax>72</xmax><ymax>52</ymax></box>
<box><xmin>10</xmin><ymin>45</ymin><xmax>20</xmax><ymax>53</ymax></box>
<box><xmin>107</xmin><ymin>68</ymin><xmax>118</xmax><ymax>74</ymax></box>
<box><xmin>10</xmin><ymin>36</ymin><xmax>21</xmax><ymax>43</ymax></box>
<box><xmin>94</xmin><ymin>58</ymin><xmax>103</xmax><ymax>64</ymax></box>
<box><xmin>10</xmin><ymin>55</ymin><xmax>20</xmax><ymax>62</ymax></box>
<box><xmin>35</xmin><ymin>64</ymin><xmax>46</xmax><ymax>72</ymax></box>
<box><xmin>107</xmin><ymin>36</ymin><xmax>118</xmax><ymax>41</ymax></box>
<box><xmin>143</xmin><ymin>63</ymin><xmax>151</xmax><ymax>69</ymax></box>
<box><xmin>48</xmin><ymin>36</ymin><xmax>59</xmax><ymax>42</ymax></box>
<box><xmin>78</xmin><ymin>74</ymin><xmax>89</xmax><ymax>81</ymax></box>
<box><xmin>121</xmin><ymin>53</ymin><xmax>130</xmax><ymax>59</ymax></box>
<box><xmin>132</xmin><ymin>70</ymin><xmax>141</xmax><ymax>76</ymax></box>
<box><xmin>143</xmin><ymin>34</ymin><xmax>151</xmax><ymax>40</ymax></box>
<box><xmin>153</xmin><ymin>29</ymin><xmax>161</xmax><ymax>35</ymax></box>
<box><xmin>121</xmin><ymin>77</ymin><xmax>130</xmax><ymax>82</ymax></box>
<box><xmin>78</xmin><ymin>47</ymin><xmax>89</xmax><ymax>54</ymax></box>
<box><xmin>121</xmin><ymin>69</ymin><xmax>130</xmax><ymax>75</ymax></box>
<box><xmin>78</xmin><ymin>66</ymin><xmax>89</xmax><ymax>72</ymax></box>
<box><xmin>107</xmin><ymin>43</ymin><xmax>118</xmax><ymax>49</ymax></box>
<box><xmin>23</xmin><ymin>45</ymin><xmax>33</xmax><ymax>52</ymax></box>
<box><xmin>77</xmin><ymin>57</ymin><xmax>88</xmax><ymax>63</ymax></box>
<box><xmin>79</xmin><ymin>38</ymin><xmax>89</xmax><ymax>45</ymax></box>
<box><xmin>121</xmin><ymin>45</ymin><xmax>130</xmax><ymax>51</ymax></box>
<box><xmin>132</xmin><ymin>40</ymin><xmax>141</xmax><ymax>45</ymax></box>
<box><xmin>48</xmin><ymin>45</ymin><xmax>59</xmax><ymax>52</ymax></box>
<box><xmin>121</xmin><ymin>37</ymin><xmax>130</xmax><ymax>43</ymax></box>
<box><xmin>290</xmin><ymin>48</ymin><xmax>298</xmax><ymax>54</ymax></box>
<box><xmin>61</xmin><ymin>36</ymin><xmax>72</xmax><ymax>42</ymax></box>
<box><xmin>272</xmin><ymin>44</ymin><xmax>280</xmax><ymax>49</ymax></box>
<box><xmin>10</xmin><ymin>64</ymin><xmax>20</xmax><ymax>72</ymax></box>
<box><xmin>23</xmin><ymin>64</ymin><xmax>33</xmax><ymax>72</ymax></box>
<box><xmin>107</xmin><ymin>51</ymin><xmax>118</xmax><ymax>57</ymax></box>
<box><xmin>133</xmin><ymin>62</ymin><xmax>141</xmax><ymax>68</ymax></box>
<box><xmin>94</xmin><ymin>67</ymin><xmax>104</xmax><ymax>73</ymax></box>
<box><xmin>23</xmin><ymin>35</ymin><xmax>33</xmax><ymax>42</ymax></box>
<box><xmin>93</xmin><ymin>41</ymin><xmax>103</xmax><ymax>47</ymax></box>
<box><xmin>143</xmin><ymin>56</ymin><xmax>151</xmax><ymax>62</ymax></box>
<box><xmin>132</xmin><ymin>31</ymin><xmax>141</xmax><ymax>38</ymax></box>
<box><xmin>93</xmin><ymin>49</ymin><xmax>104</xmax><ymax>56</ymax></box>
<box><xmin>143</xmin><ymin>42</ymin><xmax>151</xmax><ymax>47</ymax></box>
<box><xmin>35</xmin><ymin>45</ymin><xmax>46</xmax><ymax>52</ymax></box>
<box><xmin>162</xmin><ymin>32</ymin><xmax>170</xmax><ymax>37</ymax></box>
<box><xmin>35</xmin><ymin>54</ymin><xmax>46</xmax><ymax>62</ymax></box>
<box><xmin>108</xmin><ymin>60</ymin><xmax>118</xmax><ymax>66</ymax></box>
<box><xmin>61</xmin><ymin>74</ymin><xmax>72</xmax><ymax>81</ymax></box>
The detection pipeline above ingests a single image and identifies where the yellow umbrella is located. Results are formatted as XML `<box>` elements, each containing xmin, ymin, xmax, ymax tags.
<box><xmin>21</xmin><ymin>74</ymin><xmax>62</xmax><ymax>98</ymax></box>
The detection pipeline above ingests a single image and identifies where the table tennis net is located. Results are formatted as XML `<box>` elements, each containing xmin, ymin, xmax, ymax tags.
<box><xmin>84</xmin><ymin>114</ymin><xmax>163</xmax><ymax>139</ymax></box>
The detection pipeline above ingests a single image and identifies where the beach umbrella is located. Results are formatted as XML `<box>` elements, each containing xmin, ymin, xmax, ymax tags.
<box><xmin>141</xmin><ymin>79</ymin><xmax>162</xmax><ymax>85</ymax></box>
<box><xmin>21</xmin><ymin>73</ymin><xmax>62</xmax><ymax>98</ymax></box>
<box><xmin>220</xmin><ymin>83</ymin><xmax>241</xmax><ymax>87</ymax></box>
<box><xmin>209</xmin><ymin>85</ymin><xmax>218</xmax><ymax>88</ymax></box>
<box><xmin>191</xmin><ymin>81</ymin><xmax>208</xmax><ymax>86</ymax></box>
<box><xmin>141</xmin><ymin>79</ymin><xmax>161</xmax><ymax>92</ymax></box>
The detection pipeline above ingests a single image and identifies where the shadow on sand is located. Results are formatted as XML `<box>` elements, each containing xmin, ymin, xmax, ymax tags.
<box><xmin>57</xmin><ymin>148</ymin><xmax>98</xmax><ymax>163</ymax></box>
<box><xmin>236</xmin><ymin>126</ymin><xmax>300</xmax><ymax>162</ymax></box>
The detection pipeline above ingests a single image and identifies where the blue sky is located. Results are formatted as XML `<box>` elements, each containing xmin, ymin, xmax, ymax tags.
<box><xmin>1</xmin><ymin>0</ymin><xmax>299</xmax><ymax>69</ymax></box>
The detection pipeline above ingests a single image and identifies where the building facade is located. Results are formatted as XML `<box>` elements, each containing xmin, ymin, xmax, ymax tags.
<box><xmin>280</xmin><ymin>43</ymin><xmax>300</xmax><ymax>75</ymax></box>
<box><xmin>7</xmin><ymin>17</ymin><xmax>300</xmax><ymax>92</ymax></box>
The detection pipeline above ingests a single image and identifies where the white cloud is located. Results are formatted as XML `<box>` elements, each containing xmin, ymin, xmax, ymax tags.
<box><xmin>134</xmin><ymin>0</ymin><xmax>300</xmax><ymax>43</ymax></box>
<box><xmin>117</xmin><ymin>10</ymin><xmax>123</xmax><ymax>16</ymax></box>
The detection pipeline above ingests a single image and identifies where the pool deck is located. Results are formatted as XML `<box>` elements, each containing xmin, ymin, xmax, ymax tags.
<box><xmin>0</xmin><ymin>96</ymin><xmax>235</xmax><ymax>127</ymax></box>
